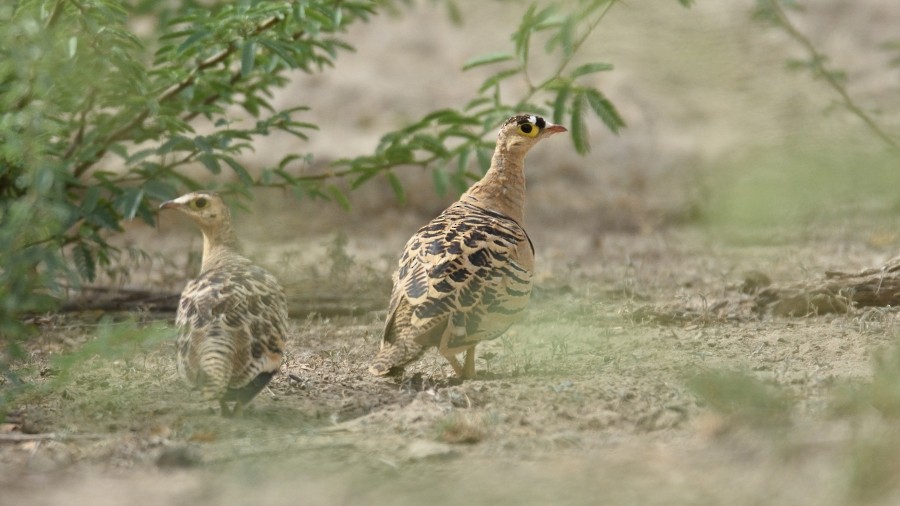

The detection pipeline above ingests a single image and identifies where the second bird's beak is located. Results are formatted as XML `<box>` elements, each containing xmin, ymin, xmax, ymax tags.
<box><xmin>159</xmin><ymin>200</ymin><xmax>179</xmax><ymax>211</ymax></box>
<box><xmin>544</xmin><ymin>123</ymin><xmax>568</xmax><ymax>135</ymax></box>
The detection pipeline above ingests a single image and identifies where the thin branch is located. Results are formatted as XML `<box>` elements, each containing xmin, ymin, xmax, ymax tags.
<box><xmin>44</xmin><ymin>0</ymin><xmax>66</xmax><ymax>29</ymax></box>
<box><xmin>533</xmin><ymin>0</ymin><xmax>617</xmax><ymax>94</ymax></box>
<box><xmin>63</xmin><ymin>92</ymin><xmax>95</xmax><ymax>160</ymax></box>
<box><xmin>764</xmin><ymin>0</ymin><xmax>900</xmax><ymax>151</ymax></box>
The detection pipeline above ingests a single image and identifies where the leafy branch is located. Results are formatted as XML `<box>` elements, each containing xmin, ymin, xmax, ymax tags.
<box><xmin>0</xmin><ymin>0</ymin><xmax>690</xmax><ymax>343</ymax></box>
<box><xmin>336</xmin><ymin>0</ymin><xmax>641</xmax><ymax>197</ymax></box>
<box><xmin>754</xmin><ymin>0</ymin><xmax>900</xmax><ymax>151</ymax></box>
<box><xmin>0</xmin><ymin>0</ymin><xmax>377</xmax><ymax>342</ymax></box>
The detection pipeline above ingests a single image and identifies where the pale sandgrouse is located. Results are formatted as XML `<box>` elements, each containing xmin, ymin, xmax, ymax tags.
<box><xmin>160</xmin><ymin>191</ymin><xmax>288</xmax><ymax>415</ymax></box>
<box><xmin>369</xmin><ymin>114</ymin><xmax>567</xmax><ymax>379</ymax></box>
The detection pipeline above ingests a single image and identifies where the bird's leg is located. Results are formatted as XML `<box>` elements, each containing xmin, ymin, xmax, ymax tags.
<box><xmin>462</xmin><ymin>346</ymin><xmax>477</xmax><ymax>380</ymax></box>
<box><xmin>219</xmin><ymin>399</ymin><xmax>234</xmax><ymax>417</ymax></box>
<box><xmin>444</xmin><ymin>353</ymin><xmax>465</xmax><ymax>377</ymax></box>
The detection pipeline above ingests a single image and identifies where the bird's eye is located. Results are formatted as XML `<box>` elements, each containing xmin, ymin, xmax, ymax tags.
<box><xmin>517</xmin><ymin>123</ymin><xmax>539</xmax><ymax>138</ymax></box>
<box><xmin>193</xmin><ymin>197</ymin><xmax>208</xmax><ymax>209</ymax></box>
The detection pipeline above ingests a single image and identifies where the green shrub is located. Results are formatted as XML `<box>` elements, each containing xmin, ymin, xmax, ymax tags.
<box><xmin>0</xmin><ymin>0</ymin><xmax>664</xmax><ymax>346</ymax></box>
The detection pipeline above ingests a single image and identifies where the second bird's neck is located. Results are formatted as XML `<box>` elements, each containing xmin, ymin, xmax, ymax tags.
<box><xmin>462</xmin><ymin>147</ymin><xmax>527</xmax><ymax>225</ymax></box>
<box><xmin>200</xmin><ymin>225</ymin><xmax>242</xmax><ymax>272</ymax></box>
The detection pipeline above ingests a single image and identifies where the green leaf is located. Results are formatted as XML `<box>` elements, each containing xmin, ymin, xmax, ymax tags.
<box><xmin>278</xmin><ymin>154</ymin><xmax>305</xmax><ymax>170</ymax></box>
<box><xmin>584</xmin><ymin>88</ymin><xmax>625</xmax><ymax>134</ymax></box>
<box><xmin>221</xmin><ymin>156</ymin><xmax>254</xmax><ymax>186</ymax></box>
<box><xmin>127</xmin><ymin>148</ymin><xmax>157</xmax><ymax>165</ymax></box>
<box><xmin>386</xmin><ymin>172</ymin><xmax>406</xmax><ymax>205</ymax></box>
<box><xmin>570</xmin><ymin>91</ymin><xmax>589</xmax><ymax>154</ymax></box>
<box><xmin>85</xmin><ymin>205</ymin><xmax>123</xmax><ymax>231</ymax></box>
<box><xmin>177</xmin><ymin>29</ymin><xmax>210</xmax><ymax>54</ymax></box>
<box><xmin>475</xmin><ymin>146</ymin><xmax>493</xmax><ymax>172</ymax></box>
<box><xmin>198</xmin><ymin>154</ymin><xmax>221</xmax><ymax>174</ymax></box>
<box><xmin>193</xmin><ymin>135</ymin><xmax>213</xmax><ymax>153</ymax></box>
<box><xmin>570</xmin><ymin>62</ymin><xmax>615</xmax><ymax>78</ymax></box>
<box><xmin>351</xmin><ymin>169</ymin><xmax>380</xmax><ymax>189</ymax></box>
<box><xmin>478</xmin><ymin>68</ymin><xmax>520</xmax><ymax>93</ymax></box>
<box><xmin>81</xmin><ymin>187</ymin><xmax>101</xmax><ymax>215</ymax></box>
<box><xmin>456</xmin><ymin>147</ymin><xmax>471</xmax><ymax>174</ymax></box>
<box><xmin>432</xmin><ymin>167</ymin><xmax>449</xmax><ymax>196</ymax></box>
<box><xmin>141</xmin><ymin>181</ymin><xmax>177</xmax><ymax>202</ymax></box>
<box><xmin>326</xmin><ymin>185</ymin><xmax>351</xmax><ymax>211</ymax></box>
<box><xmin>411</xmin><ymin>134</ymin><xmax>449</xmax><ymax>157</ymax></box>
<box><xmin>241</xmin><ymin>40</ymin><xmax>256</xmax><ymax>77</ymax></box>
<box><xmin>552</xmin><ymin>85</ymin><xmax>571</xmax><ymax>125</ymax></box>
<box><xmin>259</xmin><ymin>39</ymin><xmax>297</xmax><ymax>67</ymax></box>
<box><xmin>73</xmin><ymin>245</ymin><xmax>96</xmax><ymax>282</ymax></box>
<box><xmin>445</xmin><ymin>0</ymin><xmax>464</xmax><ymax>26</ymax></box>
<box><xmin>557</xmin><ymin>16</ymin><xmax>575</xmax><ymax>58</ymax></box>
<box><xmin>462</xmin><ymin>52</ymin><xmax>515</xmax><ymax>71</ymax></box>
<box><xmin>116</xmin><ymin>188</ymin><xmax>144</xmax><ymax>221</ymax></box>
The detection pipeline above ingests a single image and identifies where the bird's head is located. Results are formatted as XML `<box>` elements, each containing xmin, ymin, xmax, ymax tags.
<box><xmin>159</xmin><ymin>191</ymin><xmax>231</xmax><ymax>230</ymax></box>
<box><xmin>497</xmin><ymin>114</ymin><xmax>567</xmax><ymax>155</ymax></box>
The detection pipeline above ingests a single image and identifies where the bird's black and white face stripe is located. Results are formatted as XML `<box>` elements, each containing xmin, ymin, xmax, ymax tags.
<box><xmin>503</xmin><ymin>114</ymin><xmax>551</xmax><ymax>139</ymax></box>
<box><xmin>518</xmin><ymin>114</ymin><xmax>546</xmax><ymax>130</ymax></box>
<box><xmin>505</xmin><ymin>114</ymin><xmax>546</xmax><ymax>129</ymax></box>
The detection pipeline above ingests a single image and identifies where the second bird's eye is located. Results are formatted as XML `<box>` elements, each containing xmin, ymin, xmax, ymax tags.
<box><xmin>517</xmin><ymin>123</ymin><xmax>539</xmax><ymax>137</ymax></box>
<box><xmin>194</xmin><ymin>197</ymin><xmax>208</xmax><ymax>209</ymax></box>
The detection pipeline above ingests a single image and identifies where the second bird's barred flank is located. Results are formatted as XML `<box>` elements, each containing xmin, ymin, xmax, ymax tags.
<box><xmin>400</xmin><ymin>201</ymin><xmax>533</xmax><ymax>328</ymax></box>
<box><xmin>161</xmin><ymin>191</ymin><xmax>289</xmax><ymax>416</ymax></box>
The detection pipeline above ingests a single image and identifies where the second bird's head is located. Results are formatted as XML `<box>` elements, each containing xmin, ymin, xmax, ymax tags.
<box><xmin>159</xmin><ymin>191</ymin><xmax>231</xmax><ymax>230</ymax></box>
<box><xmin>498</xmin><ymin>114</ymin><xmax>567</xmax><ymax>155</ymax></box>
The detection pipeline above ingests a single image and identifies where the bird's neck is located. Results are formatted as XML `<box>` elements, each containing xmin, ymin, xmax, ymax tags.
<box><xmin>199</xmin><ymin>224</ymin><xmax>242</xmax><ymax>272</ymax></box>
<box><xmin>461</xmin><ymin>145</ymin><xmax>527</xmax><ymax>224</ymax></box>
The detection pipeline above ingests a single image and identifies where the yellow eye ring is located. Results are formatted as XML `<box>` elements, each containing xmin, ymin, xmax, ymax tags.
<box><xmin>517</xmin><ymin>123</ymin><xmax>540</xmax><ymax>138</ymax></box>
<box><xmin>192</xmin><ymin>197</ymin><xmax>209</xmax><ymax>209</ymax></box>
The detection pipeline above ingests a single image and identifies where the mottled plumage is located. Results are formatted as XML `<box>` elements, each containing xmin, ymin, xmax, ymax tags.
<box><xmin>160</xmin><ymin>191</ymin><xmax>288</xmax><ymax>415</ymax></box>
<box><xmin>370</xmin><ymin>114</ymin><xmax>567</xmax><ymax>379</ymax></box>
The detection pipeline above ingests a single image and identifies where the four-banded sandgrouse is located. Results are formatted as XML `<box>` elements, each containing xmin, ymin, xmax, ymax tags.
<box><xmin>368</xmin><ymin>114</ymin><xmax>567</xmax><ymax>379</ymax></box>
<box><xmin>160</xmin><ymin>191</ymin><xmax>289</xmax><ymax>416</ymax></box>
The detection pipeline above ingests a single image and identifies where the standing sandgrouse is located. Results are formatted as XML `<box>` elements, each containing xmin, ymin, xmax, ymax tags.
<box><xmin>160</xmin><ymin>191</ymin><xmax>288</xmax><ymax>416</ymax></box>
<box><xmin>369</xmin><ymin>114</ymin><xmax>567</xmax><ymax>380</ymax></box>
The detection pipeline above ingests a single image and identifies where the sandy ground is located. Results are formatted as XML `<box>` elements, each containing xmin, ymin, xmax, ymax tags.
<box><xmin>6</xmin><ymin>225</ymin><xmax>900</xmax><ymax>505</ymax></box>
<box><xmin>5</xmin><ymin>1</ymin><xmax>900</xmax><ymax>504</ymax></box>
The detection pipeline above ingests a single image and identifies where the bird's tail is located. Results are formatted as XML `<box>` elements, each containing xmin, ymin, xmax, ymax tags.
<box><xmin>368</xmin><ymin>339</ymin><xmax>424</xmax><ymax>376</ymax></box>
<box><xmin>197</xmin><ymin>322</ymin><xmax>234</xmax><ymax>401</ymax></box>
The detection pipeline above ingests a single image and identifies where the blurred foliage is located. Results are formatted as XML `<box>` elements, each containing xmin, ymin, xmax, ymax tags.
<box><xmin>699</xmin><ymin>0</ymin><xmax>900</xmax><ymax>237</ymax></box>
<box><xmin>0</xmin><ymin>0</ymin><xmax>373</xmax><ymax>350</ymax></box>
<box><xmin>686</xmin><ymin>368</ymin><xmax>792</xmax><ymax>429</ymax></box>
<box><xmin>830</xmin><ymin>340</ymin><xmax>900</xmax><ymax>504</ymax></box>
<box><xmin>833</xmin><ymin>339</ymin><xmax>900</xmax><ymax>420</ymax></box>
<box><xmin>703</xmin><ymin>144</ymin><xmax>900</xmax><ymax>235</ymax></box>
<box><xmin>753</xmin><ymin>0</ymin><xmax>899</xmax><ymax>152</ymax></box>
<box><xmin>0</xmin><ymin>0</ymin><xmax>654</xmax><ymax>346</ymax></box>
<box><xmin>0</xmin><ymin>316</ymin><xmax>170</xmax><ymax>414</ymax></box>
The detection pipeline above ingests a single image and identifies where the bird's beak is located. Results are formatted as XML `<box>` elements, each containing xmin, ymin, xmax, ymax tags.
<box><xmin>159</xmin><ymin>200</ymin><xmax>179</xmax><ymax>210</ymax></box>
<box><xmin>544</xmin><ymin>123</ymin><xmax>568</xmax><ymax>135</ymax></box>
